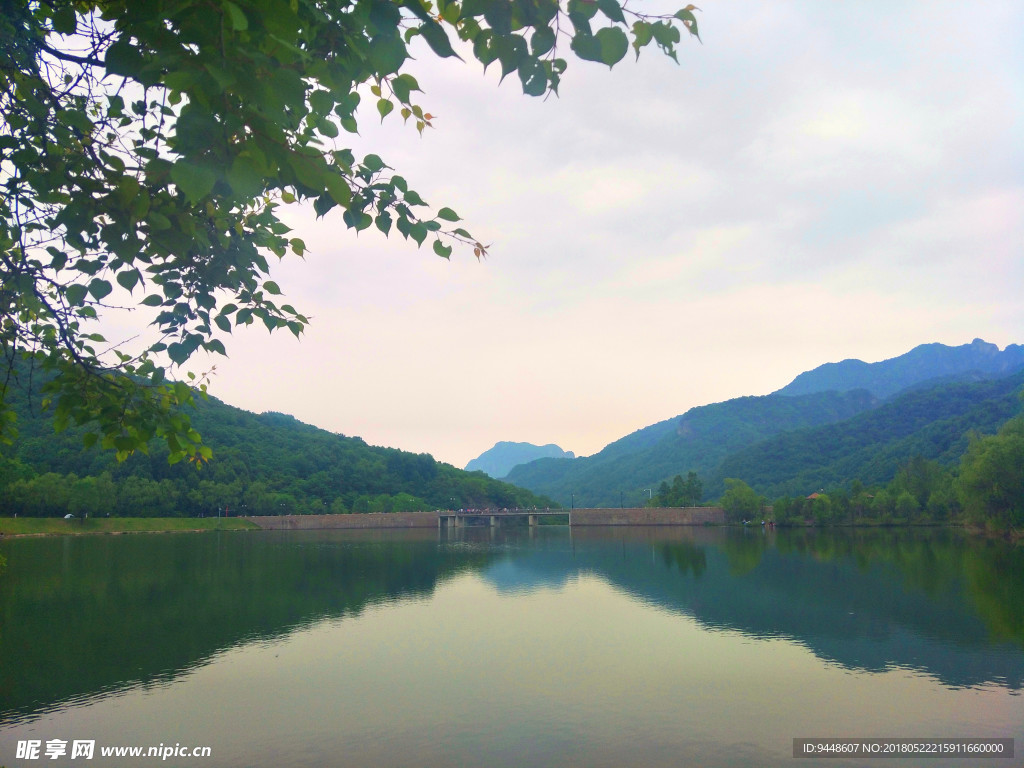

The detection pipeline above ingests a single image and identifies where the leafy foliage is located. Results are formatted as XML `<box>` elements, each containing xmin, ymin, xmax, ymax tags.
<box><xmin>1</xmin><ymin>0</ymin><xmax>701</xmax><ymax>459</ymax></box>
<box><xmin>718</xmin><ymin>478</ymin><xmax>762</xmax><ymax>522</ymax></box>
<box><xmin>648</xmin><ymin>470</ymin><xmax>701</xmax><ymax>507</ymax></box>
<box><xmin>957</xmin><ymin>413</ymin><xmax>1024</xmax><ymax>531</ymax></box>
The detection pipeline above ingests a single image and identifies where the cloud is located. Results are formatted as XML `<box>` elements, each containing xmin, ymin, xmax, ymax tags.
<box><xmin>187</xmin><ymin>0</ymin><xmax>1023</xmax><ymax>468</ymax></box>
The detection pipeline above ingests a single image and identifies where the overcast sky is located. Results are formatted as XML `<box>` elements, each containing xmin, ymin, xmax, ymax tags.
<box><xmin>167</xmin><ymin>1</ymin><xmax>1023</xmax><ymax>468</ymax></box>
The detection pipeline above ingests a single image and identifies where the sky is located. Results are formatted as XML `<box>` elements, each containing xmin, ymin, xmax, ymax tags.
<box><xmin>134</xmin><ymin>1</ymin><xmax>1024</xmax><ymax>468</ymax></box>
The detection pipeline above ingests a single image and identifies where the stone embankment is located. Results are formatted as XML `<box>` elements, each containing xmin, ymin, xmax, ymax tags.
<box><xmin>245</xmin><ymin>507</ymin><xmax>725</xmax><ymax>530</ymax></box>
<box><xmin>570</xmin><ymin>507</ymin><xmax>724</xmax><ymax>526</ymax></box>
<box><xmin>244</xmin><ymin>512</ymin><xmax>440</xmax><ymax>530</ymax></box>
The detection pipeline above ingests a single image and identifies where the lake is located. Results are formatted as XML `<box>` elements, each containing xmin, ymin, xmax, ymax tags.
<box><xmin>1</xmin><ymin>526</ymin><xmax>1021</xmax><ymax>767</ymax></box>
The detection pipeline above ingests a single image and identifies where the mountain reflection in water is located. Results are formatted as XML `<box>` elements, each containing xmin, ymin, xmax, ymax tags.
<box><xmin>1</xmin><ymin>526</ymin><xmax>1021</xmax><ymax>724</ymax></box>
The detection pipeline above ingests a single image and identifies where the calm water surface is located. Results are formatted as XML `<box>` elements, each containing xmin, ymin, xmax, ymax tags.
<box><xmin>1</xmin><ymin>526</ymin><xmax>1022</xmax><ymax>767</ymax></box>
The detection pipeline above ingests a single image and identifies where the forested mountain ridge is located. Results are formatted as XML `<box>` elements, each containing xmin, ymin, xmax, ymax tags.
<box><xmin>465</xmin><ymin>441</ymin><xmax>574</xmax><ymax>478</ymax></box>
<box><xmin>706</xmin><ymin>370</ymin><xmax>1024</xmax><ymax>499</ymax></box>
<box><xmin>0</xmin><ymin>379</ymin><xmax>555</xmax><ymax>517</ymax></box>
<box><xmin>775</xmin><ymin>339</ymin><xmax>1024</xmax><ymax>399</ymax></box>
<box><xmin>504</xmin><ymin>389</ymin><xmax>879</xmax><ymax>507</ymax></box>
<box><xmin>502</xmin><ymin>340</ymin><xmax>1024</xmax><ymax>507</ymax></box>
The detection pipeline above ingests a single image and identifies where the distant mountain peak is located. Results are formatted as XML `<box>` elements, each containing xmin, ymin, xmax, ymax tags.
<box><xmin>466</xmin><ymin>441</ymin><xmax>575</xmax><ymax>478</ymax></box>
<box><xmin>773</xmin><ymin>339</ymin><xmax>1024</xmax><ymax>400</ymax></box>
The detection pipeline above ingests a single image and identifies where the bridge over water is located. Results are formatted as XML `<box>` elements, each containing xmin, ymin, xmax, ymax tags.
<box><xmin>247</xmin><ymin>507</ymin><xmax>724</xmax><ymax>531</ymax></box>
<box><xmin>437</xmin><ymin>510</ymin><xmax>568</xmax><ymax>529</ymax></box>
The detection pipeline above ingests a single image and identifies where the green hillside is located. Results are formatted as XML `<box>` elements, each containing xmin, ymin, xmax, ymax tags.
<box><xmin>504</xmin><ymin>340</ymin><xmax>1024</xmax><ymax>508</ymax></box>
<box><xmin>505</xmin><ymin>390</ymin><xmax>878</xmax><ymax>507</ymax></box>
<box><xmin>0</xmin><ymin>380</ymin><xmax>555</xmax><ymax>517</ymax></box>
<box><xmin>708</xmin><ymin>371</ymin><xmax>1024</xmax><ymax>499</ymax></box>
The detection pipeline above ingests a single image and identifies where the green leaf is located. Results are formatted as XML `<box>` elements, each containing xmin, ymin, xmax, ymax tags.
<box><xmin>518</xmin><ymin>58</ymin><xmax>547</xmax><ymax>96</ymax></box>
<box><xmin>227</xmin><ymin>155</ymin><xmax>264</xmax><ymax>198</ymax></box>
<box><xmin>632</xmin><ymin>20</ymin><xmax>653</xmax><ymax>57</ymax></box>
<box><xmin>317</xmin><ymin>117</ymin><xmax>339</xmax><ymax>137</ymax></box>
<box><xmin>343</xmin><ymin>210</ymin><xmax>373</xmax><ymax>231</ymax></box>
<box><xmin>167</xmin><ymin>342</ymin><xmax>189</xmax><ymax>365</ymax></box>
<box><xmin>674</xmin><ymin>8</ymin><xmax>700</xmax><ymax>40</ymax></box>
<box><xmin>433</xmin><ymin>240</ymin><xmax>453</xmax><ymax>259</ymax></box>
<box><xmin>116</xmin><ymin>270</ymin><xmax>139</xmax><ymax>292</ymax></box>
<box><xmin>309</xmin><ymin>89</ymin><xmax>334</xmax><ymax>116</ymax></box>
<box><xmin>314</xmin><ymin>194</ymin><xmax>337</xmax><ymax>217</ymax></box>
<box><xmin>419</xmin><ymin>20</ymin><xmax>461</xmax><ymax>59</ymax></box>
<box><xmin>596</xmin><ymin>27</ymin><xmax>628</xmax><ymax>67</ymax></box>
<box><xmin>170</xmin><ymin>162</ymin><xmax>216</xmax><ymax>203</ymax></box>
<box><xmin>363</xmin><ymin>154</ymin><xmax>386</xmax><ymax>173</ymax></box>
<box><xmin>596</xmin><ymin>0</ymin><xmax>625</xmax><ymax>24</ymax></box>
<box><xmin>369</xmin><ymin>33</ymin><xmax>407</xmax><ymax>76</ymax></box>
<box><xmin>223</xmin><ymin>0</ymin><xmax>249</xmax><ymax>30</ymax></box>
<box><xmin>148</xmin><ymin>212</ymin><xmax>172</xmax><ymax>230</ymax></box>
<box><xmin>288</xmin><ymin>154</ymin><xmax>326</xmax><ymax>191</ymax></box>
<box><xmin>141</xmin><ymin>294</ymin><xmax>163</xmax><ymax>307</ymax></box>
<box><xmin>324</xmin><ymin>174</ymin><xmax>351</xmax><ymax>206</ymax></box>
<box><xmin>264</xmin><ymin>281</ymin><xmax>282</xmax><ymax>295</ymax></box>
<box><xmin>66</xmin><ymin>284</ymin><xmax>88</xmax><ymax>306</ymax></box>
<box><xmin>88</xmin><ymin>279</ymin><xmax>113</xmax><ymax>300</ymax></box>
<box><xmin>47</xmin><ymin>247</ymin><xmax>68</xmax><ymax>271</ymax></box>
<box><xmin>409</xmin><ymin>222</ymin><xmax>428</xmax><ymax>246</ymax></box>
<box><xmin>494</xmin><ymin>34</ymin><xmax>527</xmax><ymax>81</ymax></box>
<box><xmin>104</xmin><ymin>39</ymin><xmax>144</xmax><ymax>78</ymax></box>
<box><xmin>531</xmin><ymin>26</ymin><xmax>556</xmax><ymax>56</ymax></box>
<box><xmin>206</xmin><ymin>338</ymin><xmax>227</xmax><ymax>356</ymax></box>
<box><xmin>52</xmin><ymin>7</ymin><xmax>77</xmax><ymax>34</ymax></box>
<box><xmin>377</xmin><ymin>98</ymin><xmax>395</xmax><ymax>121</ymax></box>
<box><xmin>391</xmin><ymin>74</ymin><xmax>421</xmax><ymax>104</ymax></box>
<box><xmin>437</xmin><ymin>207</ymin><xmax>461</xmax><ymax>222</ymax></box>
<box><xmin>570</xmin><ymin>32</ymin><xmax>602</xmax><ymax>63</ymax></box>
<box><xmin>370</xmin><ymin>0</ymin><xmax>403</xmax><ymax>32</ymax></box>
<box><xmin>483</xmin><ymin>0</ymin><xmax>512</xmax><ymax>35</ymax></box>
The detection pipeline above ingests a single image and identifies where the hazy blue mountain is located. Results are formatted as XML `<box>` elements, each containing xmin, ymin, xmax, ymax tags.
<box><xmin>465</xmin><ymin>441</ymin><xmax>574</xmax><ymax>478</ymax></box>
<box><xmin>774</xmin><ymin>339</ymin><xmax>1024</xmax><ymax>399</ymax></box>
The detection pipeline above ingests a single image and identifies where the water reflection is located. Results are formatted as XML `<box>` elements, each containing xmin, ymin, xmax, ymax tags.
<box><xmin>1</xmin><ymin>526</ymin><xmax>1021</xmax><ymax>727</ymax></box>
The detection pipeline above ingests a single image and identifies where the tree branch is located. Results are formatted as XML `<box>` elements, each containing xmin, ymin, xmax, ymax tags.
<box><xmin>38</xmin><ymin>41</ymin><xmax>104</xmax><ymax>68</ymax></box>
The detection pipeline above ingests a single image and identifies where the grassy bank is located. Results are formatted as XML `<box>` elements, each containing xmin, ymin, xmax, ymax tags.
<box><xmin>0</xmin><ymin>517</ymin><xmax>259</xmax><ymax>536</ymax></box>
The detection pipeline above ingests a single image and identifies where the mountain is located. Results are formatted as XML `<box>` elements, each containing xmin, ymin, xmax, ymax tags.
<box><xmin>503</xmin><ymin>339</ymin><xmax>1024</xmax><ymax>506</ymax></box>
<box><xmin>706</xmin><ymin>370</ymin><xmax>1024</xmax><ymax>499</ymax></box>
<box><xmin>504</xmin><ymin>389</ymin><xmax>879</xmax><ymax>507</ymax></box>
<box><xmin>465</xmin><ymin>441</ymin><xmax>574</xmax><ymax>478</ymax></box>
<box><xmin>0</xmin><ymin>372</ymin><xmax>556</xmax><ymax>516</ymax></box>
<box><xmin>775</xmin><ymin>339</ymin><xmax>1024</xmax><ymax>399</ymax></box>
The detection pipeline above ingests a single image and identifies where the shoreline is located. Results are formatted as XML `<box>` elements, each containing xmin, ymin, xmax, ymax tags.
<box><xmin>1</xmin><ymin>510</ymin><xmax>1016</xmax><ymax>540</ymax></box>
<box><xmin>0</xmin><ymin>517</ymin><xmax>259</xmax><ymax>538</ymax></box>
